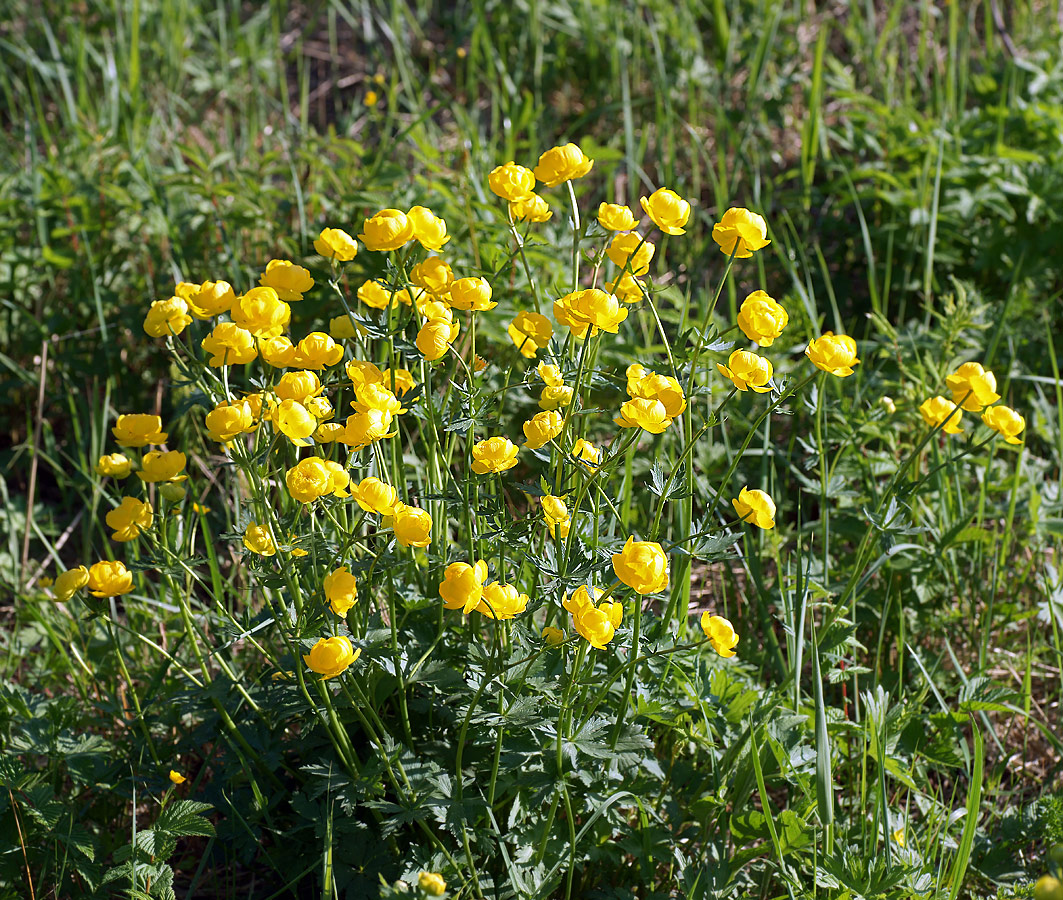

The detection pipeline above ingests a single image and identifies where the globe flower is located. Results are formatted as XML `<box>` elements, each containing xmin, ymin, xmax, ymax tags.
<box><xmin>410</xmin><ymin>257</ymin><xmax>454</xmax><ymax>297</ymax></box>
<box><xmin>508</xmin><ymin>311</ymin><xmax>553</xmax><ymax>357</ymax></box>
<box><xmin>346</xmin><ymin>359</ymin><xmax>386</xmax><ymax>390</ymax></box>
<box><xmin>945</xmin><ymin>362</ymin><xmax>1000</xmax><ymax>412</ymax></box>
<box><xmin>604</xmin><ymin>272</ymin><xmax>645</xmax><ymax>304</ymax></box>
<box><xmin>440</xmin><ymin>559</ymin><xmax>489</xmax><ymax>613</ymax></box>
<box><xmin>314</xmin><ymin>227</ymin><xmax>359</xmax><ymax>261</ymax></box>
<box><xmin>918</xmin><ymin>396</ymin><xmax>964</xmax><ymax>435</ymax></box>
<box><xmin>87</xmin><ymin>560</ymin><xmax>134</xmax><ymax>597</ymax></box>
<box><xmin>471</xmin><ymin>436</ymin><xmax>519</xmax><ymax>474</ymax></box>
<box><xmin>303</xmin><ymin>635</ymin><xmax>360</xmax><ymax>678</ymax></box>
<box><xmin>711</xmin><ymin>207</ymin><xmax>770</xmax><ymax>258</ymax></box>
<box><xmin>570</xmin><ymin>438</ymin><xmax>600</xmax><ymax>471</ymax></box>
<box><xmin>982</xmin><ymin>404</ymin><xmax>1025</xmax><ymax>444</ymax></box>
<box><xmin>523</xmin><ymin>410</ymin><xmax>564</xmax><ymax>449</ymax></box>
<box><xmin>612</xmin><ymin>537</ymin><xmax>669</xmax><ymax>594</ymax></box>
<box><xmin>286</xmin><ymin>457</ymin><xmax>334</xmax><ymax>503</ymax></box>
<box><xmin>539</xmin><ymin>384</ymin><xmax>574</xmax><ymax>411</ymax></box>
<box><xmin>205</xmin><ymin>401</ymin><xmax>255</xmax><ymax>443</ymax></box>
<box><xmin>274</xmin><ymin>399</ymin><xmax>317</xmax><ymax>442</ymax></box>
<box><xmin>315</xmin><ymin>422</ymin><xmax>346</xmax><ymax>443</ymax></box>
<box><xmin>532</xmin><ymin>143</ymin><xmax>593</xmax><ymax>186</ymax></box>
<box><xmin>416</xmin><ymin>318</ymin><xmax>459</xmax><ymax>361</ymax></box>
<box><xmin>448</xmin><ymin>276</ymin><xmax>495</xmax><ymax>312</ymax></box>
<box><xmin>173</xmin><ymin>281</ymin><xmax>200</xmax><ymax>301</ymax></box>
<box><xmin>597</xmin><ymin>202</ymin><xmax>637</xmax><ymax>232</ymax></box>
<box><xmin>382</xmin><ymin>368</ymin><xmax>417</xmax><ymax>397</ymax></box>
<box><xmin>737</xmin><ymin>290</ymin><xmax>788</xmax><ymax>347</ymax></box>
<box><xmin>569</xmin><ymin>288</ymin><xmax>628</xmax><ymax>335</ymax></box>
<box><xmin>606</xmin><ymin>232</ymin><xmax>655</xmax><ymax>276</ymax></box>
<box><xmin>112</xmin><ymin>414</ymin><xmax>166</xmax><ymax>448</ymax></box>
<box><xmin>417</xmin><ymin>297</ymin><xmax>453</xmax><ymax>324</ymax></box>
<box><xmin>509</xmin><ymin>193</ymin><xmax>552</xmax><ymax>222</ymax></box>
<box><xmin>628</xmin><ymin>372</ymin><xmax>687</xmax><ymax>417</ymax></box>
<box><xmin>95</xmin><ymin>453</ymin><xmax>132</xmax><ymax>479</ymax></box>
<box><xmin>615</xmin><ymin>397</ymin><xmax>671</xmax><ymax>433</ymax></box>
<box><xmin>732</xmin><ymin>487</ymin><xmax>776</xmax><ymax>528</ymax></box>
<box><xmin>324</xmin><ymin>567</ymin><xmax>358</xmax><ymax>616</ymax></box>
<box><xmin>137</xmin><ymin>450</ymin><xmax>187</xmax><ymax>483</ymax></box>
<box><xmin>260</xmin><ymin>259</ymin><xmax>314</xmax><ymax>301</ymax></box>
<box><xmin>418</xmin><ymin>873</ymin><xmax>447</xmax><ymax>897</ymax></box>
<box><xmin>542</xmin><ymin>494</ymin><xmax>571</xmax><ymax>538</ymax></box>
<box><xmin>350</xmin><ymin>477</ymin><xmax>399</xmax><ymax>515</ymax></box>
<box><xmin>144</xmin><ymin>297</ymin><xmax>192</xmax><ymax>337</ymax></box>
<box><xmin>407</xmin><ymin>205</ymin><xmax>450</xmax><ymax>251</ymax></box>
<box><xmin>717</xmin><ymin>349</ymin><xmax>774</xmax><ymax>393</ymax></box>
<box><xmin>573</xmin><ymin>598</ymin><xmax>623</xmax><ymax>649</ymax></box>
<box><xmin>563</xmin><ymin>584</ymin><xmax>603</xmax><ymax>614</ymax></box>
<box><xmin>542</xmin><ymin>626</ymin><xmax>565</xmax><ymax>646</ymax></box>
<box><xmin>329</xmin><ymin>315</ymin><xmax>364</xmax><ymax>340</ymax></box>
<box><xmin>341</xmin><ymin>409</ymin><xmax>397</xmax><ymax>450</ymax></box>
<box><xmin>537</xmin><ymin>362</ymin><xmax>564</xmax><ymax>387</ymax></box>
<box><xmin>187</xmin><ymin>280</ymin><xmax>236</xmax><ymax>319</ymax></box>
<box><xmin>392</xmin><ymin>503</ymin><xmax>433</xmax><ymax>547</ymax></box>
<box><xmin>351</xmin><ymin>383</ymin><xmax>406</xmax><ymax>420</ymax></box>
<box><xmin>230</xmin><ymin>287</ymin><xmax>291</xmax><ymax>338</ymax></box>
<box><xmin>488</xmin><ymin>161</ymin><xmax>536</xmax><ymax>201</ymax></box>
<box><xmin>477</xmin><ymin>581</ymin><xmax>530</xmax><ymax>619</ymax></box>
<box><xmin>53</xmin><ymin>566</ymin><xmax>89</xmax><ymax>602</ymax></box>
<box><xmin>201</xmin><ymin>322</ymin><xmax>258</xmax><ymax>366</ymax></box>
<box><xmin>552</xmin><ymin>291</ymin><xmax>591</xmax><ymax>340</ymax></box>
<box><xmin>243</xmin><ymin>522</ymin><xmax>277</xmax><ymax>556</ymax></box>
<box><xmin>322</xmin><ymin>461</ymin><xmax>350</xmax><ymax>497</ymax></box>
<box><xmin>291</xmin><ymin>332</ymin><xmax>343</xmax><ymax>369</ymax></box>
<box><xmin>358</xmin><ymin>279</ymin><xmax>392</xmax><ymax>310</ymax></box>
<box><xmin>275</xmin><ymin>370</ymin><xmax>323</xmax><ymax>404</ymax></box>
<box><xmin>701</xmin><ymin>613</ymin><xmax>739</xmax><ymax>657</ymax></box>
<box><xmin>358</xmin><ymin>208</ymin><xmax>415</xmax><ymax>251</ymax></box>
<box><xmin>805</xmin><ymin>332</ymin><xmax>859</xmax><ymax>377</ymax></box>
<box><xmin>640</xmin><ymin>187</ymin><xmax>690</xmax><ymax>235</ymax></box>
<box><xmin>259</xmin><ymin>335</ymin><xmax>297</xmax><ymax>368</ymax></box>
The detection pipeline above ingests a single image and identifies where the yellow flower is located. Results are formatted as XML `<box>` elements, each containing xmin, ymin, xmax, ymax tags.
<box><xmin>945</xmin><ymin>362</ymin><xmax>1000</xmax><ymax>412</ymax></box>
<box><xmin>95</xmin><ymin>453</ymin><xmax>132</xmax><ymax>479</ymax></box>
<box><xmin>700</xmin><ymin>613</ymin><xmax>739</xmax><ymax>657</ymax></box>
<box><xmin>564</xmin><ymin>584</ymin><xmax>602</xmax><ymax>614</ymax></box>
<box><xmin>243</xmin><ymin>522</ymin><xmax>277</xmax><ymax>556</ymax></box>
<box><xmin>285</xmin><ymin>457</ymin><xmax>334</xmax><ymax>503</ymax></box>
<box><xmin>604</xmin><ymin>273</ymin><xmax>645</xmax><ymax>304</ymax></box>
<box><xmin>260</xmin><ymin>259</ymin><xmax>314</xmax><ymax>302</ymax></box>
<box><xmin>477</xmin><ymin>582</ymin><xmax>530</xmax><ymax>619</ymax></box>
<box><xmin>350</xmin><ymin>476</ymin><xmax>400</xmax><ymax>515</ymax></box>
<box><xmin>711</xmin><ymin>207</ymin><xmax>770</xmax><ymax>258</ymax></box>
<box><xmin>314</xmin><ymin>227</ymin><xmax>359</xmax><ymax>261</ymax></box>
<box><xmin>732</xmin><ymin>486</ymin><xmax>776</xmax><ymax>528</ymax></box>
<box><xmin>341</xmin><ymin>409</ymin><xmax>396</xmax><ymax>450</ymax></box>
<box><xmin>358</xmin><ymin>208</ymin><xmax>415</xmax><ymax>252</ymax></box>
<box><xmin>112</xmin><ymin>414</ymin><xmax>167</xmax><ymax>448</ymax></box>
<box><xmin>143</xmin><ymin>296</ymin><xmax>192</xmax><ymax>338</ymax></box>
<box><xmin>448</xmin><ymin>276</ymin><xmax>495</xmax><ymax>312</ymax></box>
<box><xmin>471</xmin><ymin>436</ymin><xmax>519</xmax><ymax>474</ymax></box>
<box><xmin>418</xmin><ymin>297</ymin><xmax>453</xmax><ymax>323</ymax></box>
<box><xmin>169</xmin><ymin>769</ymin><xmax>187</xmax><ymax>785</ymax></box>
<box><xmin>365</xmin><ymin>89</ymin><xmax>379</xmax><ymax>107</ymax></box>
<box><xmin>392</xmin><ymin>503</ymin><xmax>433</xmax><ymax>547</ymax></box>
<box><xmin>542</xmin><ymin>626</ymin><xmax>565</xmax><ymax>646</ymax></box>
<box><xmin>891</xmin><ymin>829</ymin><xmax>906</xmax><ymax>848</ymax></box>
<box><xmin>612</xmin><ymin>537</ymin><xmax>669</xmax><ymax>594</ymax></box>
<box><xmin>230</xmin><ymin>286</ymin><xmax>291</xmax><ymax>338</ymax></box>
<box><xmin>410</xmin><ymin>257</ymin><xmax>454</xmax><ymax>297</ymax></box>
<box><xmin>488</xmin><ymin>161</ymin><xmax>536</xmax><ymax>201</ymax></box>
<box><xmin>570</xmin><ymin>288</ymin><xmax>628</xmax><ymax>335</ymax></box>
<box><xmin>105</xmin><ymin>496</ymin><xmax>153</xmax><ymax>543</ymax></box>
<box><xmin>329</xmin><ymin>315</ymin><xmax>363</xmax><ymax>340</ymax></box>
<box><xmin>737</xmin><ymin>290</ymin><xmax>788</xmax><ymax>347</ymax></box>
<box><xmin>640</xmin><ymin>187</ymin><xmax>690</xmax><ymax>235</ymax></box>
<box><xmin>137</xmin><ymin>450</ymin><xmax>187</xmax><ymax>484</ymax></box>
<box><xmin>407</xmin><ymin>206</ymin><xmax>450</xmax><ymax>251</ymax></box>
<box><xmin>358</xmin><ymin>279</ymin><xmax>392</xmax><ymax>310</ymax></box>
<box><xmin>570</xmin><ymin>438</ymin><xmax>600</xmax><ymax>471</ymax></box>
<box><xmin>509</xmin><ymin>193</ymin><xmax>552</xmax><ymax>222</ymax></box>
<box><xmin>541</xmin><ymin>494</ymin><xmax>571</xmax><ymax>539</ymax></box>
<box><xmin>523</xmin><ymin>410</ymin><xmax>564</xmax><ymax>449</ymax></box>
<box><xmin>291</xmin><ymin>332</ymin><xmax>344</xmax><ymax>369</ymax></box>
<box><xmin>187</xmin><ymin>280</ymin><xmax>236</xmax><ymax>319</ymax></box>
<box><xmin>53</xmin><ymin>566</ymin><xmax>90</xmax><ymax>602</ymax></box>
<box><xmin>259</xmin><ymin>335</ymin><xmax>297</xmax><ymax>368</ymax></box>
<box><xmin>539</xmin><ymin>384</ymin><xmax>573</xmax><ymax>411</ymax></box>
<box><xmin>615</xmin><ymin>397</ymin><xmax>672</xmax><ymax>433</ymax></box>
<box><xmin>628</xmin><ymin>371</ymin><xmax>687</xmax><ymax>417</ymax></box>
<box><xmin>440</xmin><ymin>559</ymin><xmax>489</xmax><ymax>613</ymax></box>
<box><xmin>606</xmin><ymin>232</ymin><xmax>655</xmax><ymax>276</ymax></box>
<box><xmin>597</xmin><ymin>202</ymin><xmax>637</xmax><ymax>232</ymax></box>
<box><xmin>805</xmin><ymin>332</ymin><xmax>859</xmax><ymax>377</ymax></box>
<box><xmin>416</xmin><ymin>318</ymin><xmax>459</xmax><ymax>361</ymax></box>
<box><xmin>537</xmin><ymin>362</ymin><xmax>564</xmax><ymax>387</ymax></box>
<box><xmin>314</xmin><ymin>421</ymin><xmax>346</xmax><ymax>443</ymax></box>
<box><xmin>981</xmin><ymin>404</ymin><xmax>1025</xmax><ymax>444</ymax></box>
<box><xmin>418</xmin><ymin>872</ymin><xmax>447</xmax><ymax>896</ymax></box>
<box><xmin>382</xmin><ymin>368</ymin><xmax>417</xmax><ymax>397</ymax></box>
<box><xmin>717</xmin><ymin>349</ymin><xmax>774</xmax><ymax>393</ymax></box>
<box><xmin>346</xmin><ymin>359</ymin><xmax>386</xmax><ymax>390</ymax></box>
<box><xmin>275</xmin><ymin>370</ymin><xmax>323</xmax><ymax>404</ymax></box>
<box><xmin>274</xmin><ymin>399</ymin><xmax>317</xmax><ymax>442</ymax></box>
<box><xmin>303</xmin><ymin>635</ymin><xmax>360</xmax><ymax>678</ymax></box>
<box><xmin>508</xmin><ymin>311</ymin><xmax>554</xmax><ymax>357</ymax></box>
<box><xmin>532</xmin><ymin>143</ymin><xmax>593</xmax><ymax>187</ymax></box>
<box><xmin>87</xmin><ymin>560</ymin><xmax>134</xmax><ymax>597</ymax></box>
<box><xmin>573</xmin><ymin>598</ymin><xmax>622</xmax><ymax>649</ymax></box>
<box><xmin>201</xmin><ymin>322</ymin><xmax>258</xmax><ymax>366</ymax></box>
<box><xmin>324</xmin><ymin>566</ymin><xmax>358</xmax><ymax>616</ymax></box>
<box><xmin>205</xmin><ymin>401</ymin><xmax>255</xmax><ymax>443</ymax></box>
<box><xmin>351</xmin><ymin>383</ymin><xmax>406</xmax><ymax>420</ymax></box>
<box><xmin>918</xmin><ymin>396</ymin><xmax>964</xmax><ymax>435</ymax></box>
